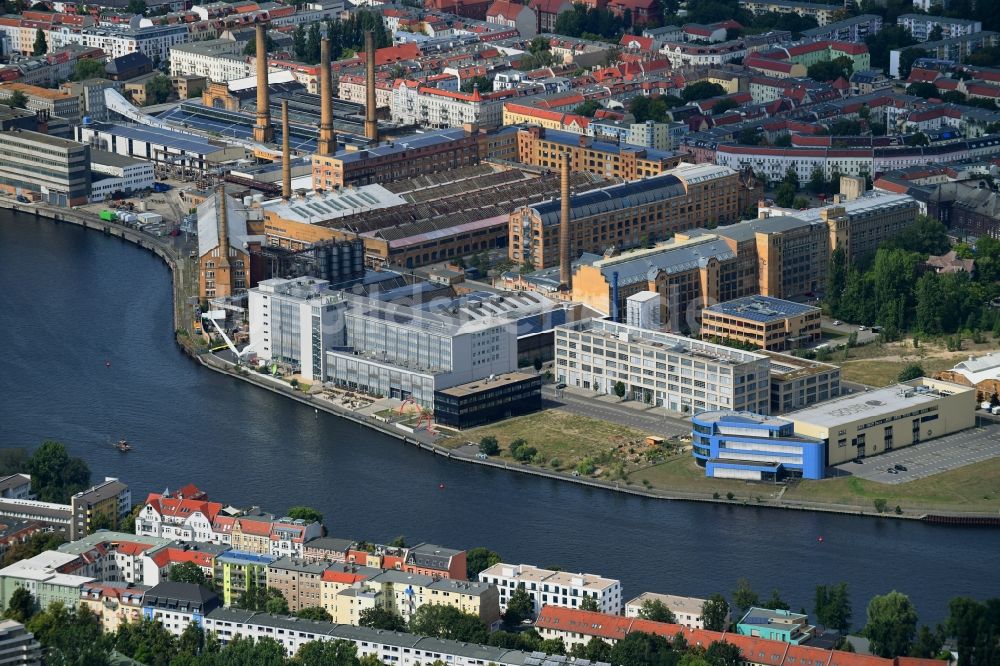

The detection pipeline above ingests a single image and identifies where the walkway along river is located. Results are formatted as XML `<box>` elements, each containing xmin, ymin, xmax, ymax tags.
<box><xmin>0</xmin><ymin>209</ymin><xmax>998</xmax><ymax>627</ymax></box>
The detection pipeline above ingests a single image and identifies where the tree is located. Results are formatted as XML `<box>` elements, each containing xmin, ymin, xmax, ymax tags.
<box><xmin>169</xmin><ymin>561</ymin><xmax>208</xmax><ymax>586</ymax></box>
<box><xmin>213</xmin><ymin>635</ymin><xmax>287</xmax><ymax>666</ymax></box>
<box><xmin>898</xmin><ymin>47</ymin><xmax>929</xmax><ymax>80</ymax></box>
<box><xmin>295</xmin><ymin>606</ymin><xmax>332</xmax><ymax>622</ymax></box>
<box><xmin>702</xmin><ymin>594</ymin><xmax>730</xmax><ymax>631</ymax></box>
<box><xmin>897</xmin><ymin>363</ymin><xmax>924</xmax><ymax>382</ymax></box>
<box><xmin>945</xmin><ymin>597</ymin><xmax>996</xmax><ymax>666</ymax></box>
<box><xmin>889</xmin><ymin>214</ymin><xmax>950</xmax><ymax>255</ymax></box>
<box><xmin>739</xmin><ymin>127</ymin><xmax>764</xmax><ymax>145</ymax></box>
<box><xmin>460</xmin><ymin>75</ymin><xmax>491</xmax><ymax>94</ymax></box>
<box><xmin>294</xmin><ymin>639</ymin><xmax>360</xmax><ymax>665</ymax></box>
<box><xmin>706</xmin><ymin>640</ymin><xmax>743</xmax><ymax>666</ymax></box>
<box><xmin>539</xmin><ymin>637</ymin><xmax>567</xmax><ymax>655</ymax></box>
<box><xmin>763</xmin><ymin>589</ymin><xmax>790</xmax><ymax>611</ymax></box>
<box><xmin>32</xmin><ymin>27</ymin><xmax>46</xmax><ymax>55</ymax></box>
<box><xmin>609</xmin><ymin>631</ymin><xmax>674</xmax><ymax>666</ymax></box>
<box><xmin>774</xmin><ymin>181</ymin><xmax>797</xmax><ymax>207</ymax></box>
<box><xmin>359</xmin><ymin>606</ymin><xmax>407</xmax><ymax>631</ymax></box>
<box><xmin>907</xmin><ymin>81</ymin><xmax>939</xmax><ymax>99</ymax></box>
<box><xmin>613</xmin><ymin>381</ymin><xmax>627</xmax><ymax>398</ymax></box>
<box><xmin>732</xmin><ymin>578</ymin><xmax>759</xmax><ymax>614</ymax></box>
<box><xmin>144</xmin><ymin>74</ymin><xmax>173</xmax><ymax>105</ymax></box>
<box><xmin>0</xmin><ymin>448</ymin><xmax>28</xmax><ymax>476</ymax></box>
<box><xmin>114</xmin><ymin>617</ymin><xmax>177</xmax><ymax>665</ymax></box>
<box><xmin>580</xmin><ymin>596</ymin><xmax>600</xmax><ymax>612</ymax></box>
<box><xmin>637</xmin><ymin>598</ymin><xmax>676</xmax><ymax>623</ymax></box>
<box><xmin>3</xmin><ymin>531</ymin><xmax>66</xmax><ymax>565</ymax></box>
<box><xmin>503</xmin><ymin>583</ymin><xmax>534</xmax><ymax>627</ymax></box>
<box><xmin>27</xmin><ymin>441</ymin><xmax>91</xmax><ymax>503</ymax></box>
<box><xmin>928</xmin><ymin>24</ymin><xmax>943</xmax><ymax>42</ymax></box>
<box><xmin>286</xmin><ymin>506</ymin><xmax>323</xmax><ymax>524</ymax></box>
<box><xmin>4</xmin><ymin>587</ymin><xmax>34</xmax><ymax>623</ymax></box>
<box><xmin>266</xmin><ymin>592</ymin><xmax>289</xmax><ymax>615</ymax></box>
<box><xmin>478</xmin><ymin>436</ymin><xmax>500</xmax><ymax>456</ymax></box>
<box><xmin>864</xmin><ymin>591</ymin><xmax>918</xmax><ymax>658</ymax></box>
<box><xmin>571</xmin><ymin>637</ymin><xmax>612</xmax><ymax>662</ymax></box>
<box><xmin>682</xmin><ymin>81</ymin><xmax>726</xmax><ymax>102</ymax></box>
<box><xmin>27</xmin><ymin>603</ymin><xmax>110</xmax><ymax>665</ymax></box>
<box><xmin>408</xmin><ymin>605</ymin><xmax>488</xmax><ymax>643</ymax></box>
<box><xmin>814</xmin><ymin>584</ymin><xmax>851</xmax><ymax>634</ymax></box>
<box><xmin>71</xmin><ymin>58</ymin><xmax>106</xmax><ymax>81</ymax></box>
<box><xmin>808</xmin><ymin>58</ymin><xmax>852</xmax><ymax>82</ymax></box>
<box><xmin>293</xmin><ymin>24</ymin><xmax>307</xmax><ymax>61</ymax></box>
<box><xmin>712</xmin><ymin>98</ymin><xmax>739</xmax><ymax>115</ymax></box>
<box><xmin>510</xmin><ymin>439</ymin><xmax>537</xmax><ymax>463</ymax></box>
<box><xmin>244</xmin><ymin>31</ymin><xmax>278</xmax><ymax>56</ymax></box>
<box><xmin>388</xmin><ymin>535</ymin><xmax>407</xmax><ymax>548</ymax></box>
<box><xmin>911</xmin><ymin>625</ymin><xmax>944</xmax><ymax>658</ymax></box>
<box><xmin>466</xmin><ymin>547</ymin><xmax>501</xmax><ymax>578</ymax></box>
<box><xmin>126</xmin><ymin>0</ymin><xmax>146</xmax><ymax>13</ymax></box>
<box><xmin>573</xmin><ymin>100</ymin><xmax>602</xmax><ymax>117</ymax></box>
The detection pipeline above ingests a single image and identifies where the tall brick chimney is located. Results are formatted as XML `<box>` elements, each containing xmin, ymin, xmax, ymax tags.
<box><xmin>559</xmin><ymin>151</ymin><xmax>572</xmax><ymax>290</ymax></box>
<box><xmin>281</xmin><ymin>100</ymin><xmax>291</xmax><ymax>199</ymax></box>
<box><xmin>317</xmin><ymin>37</ymin><xmax>336</xmax><ymax>156</ymax></box>
<box><xmin>253</xmin><ymin>21</ymin><xmax>274</xmax><ymax>144</ymax></box>
<box><xmin>364</xmin><ymin>30</ymin><xmax>378</xmax><ymax>142</ymax></box>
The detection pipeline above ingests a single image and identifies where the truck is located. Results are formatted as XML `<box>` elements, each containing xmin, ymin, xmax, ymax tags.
<box><xmin>99</xmin><ymin>210</ymin><xmax>117</xmax><ymax>222</ymax></box>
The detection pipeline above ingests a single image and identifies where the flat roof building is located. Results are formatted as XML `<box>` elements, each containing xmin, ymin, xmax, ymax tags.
<box><xmin>764</xmin><ymin>351</ymin><xmax>841</xmax><ymax>414</ymax></box>
<box><xmin>625</xmin><ymin>592</ymin><xmax>719</xmax><ymax>630</ymax></box>
<box><xmin>737</xmin><ymin>607</ymin><xmax>816</xmax><ymax>644</ymax></box>
<box><xmin>515</xmin><ymin>126</ymin><xmax>683</xmax><ymax>180</ymax></box>
<box><xmin>479</xmin><ymin>562</ymin><xmax>622</xmax><ymax>616</ymax></box>
<box><xmin>0</xmin><ymin>129</ymin><xmax>90</xmax><ymax>207</ymax></box>
<box><xmin>701</xmin><ymin>296</ymin><xmax>822</xmax><ymax>351</ymax></box>
<box><xmin>434</xmin><ymin>372</ymin><xmax>542</xmax><ymax>429</ymax></box>
<box><xmin>787</xmin><ymin>377</ymin><xmax>975</xmax><ymax>465</ymax></box>
<box><xmin>555</xmin><ymin>319</ymin><xmax>772</xmax><ymax>414</ymax></box>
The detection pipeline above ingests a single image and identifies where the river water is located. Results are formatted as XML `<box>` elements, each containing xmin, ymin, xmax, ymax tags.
<box><xmin>1</xmin><ymin>211</ymin><xmax>997</xmax><ymax>627</ymax></box>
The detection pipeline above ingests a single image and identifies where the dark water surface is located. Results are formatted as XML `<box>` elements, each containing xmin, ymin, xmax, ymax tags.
<box><xmin>1</xmin><ymin>211</ymin><xmax>997</xmax><ymax>627</ymax></box>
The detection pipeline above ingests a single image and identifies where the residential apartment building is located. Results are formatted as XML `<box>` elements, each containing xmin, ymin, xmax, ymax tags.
<box><xmin>514</xmin><ymin>126</ymin><xmax>682</xmax><ymax>180</ymax></box>
<box><xmin>311</xmin><ymin>128</ymin><xmax>480</xmax><ymax>190</ymax></box>
<box><xmin>691</xmin><ymin>410</ymin><xmax>826</xmax><ymax>480</ymax></box>
<box><xmin>661</xmin><ymin>40</ymin><xmax>749</xmax><ymax>68</ymax></box>
<box><xmin>0</xmin><ymin>620</ymin><xmax>41</xmax><ymax>666</ymax></box>
<box><xmin>267</xmin><ymin>557</ymin><xmax>328</xmax><ymax>612</ymax></box>
<box><xmin>391</xmin><ymin>80</ymin><xmax>516</xmax><ymax>129</ymax></box>
<box><xmin>738</xmin><ymin>0</ymin><xmax>841</xmax><ymax>26</ymax></box>
<box><xmin>217</xmin><ymin>551</ymin><xmax>275</xmax><ymax>607</ymax></box>
<box><xmin>135</xmin><ymin>486</ymin><xmax>231</xmax><ymax>545</ymax></box>
<box><xmin>60</xmin><ymin>20</ymin><xmax>189</xmax><ymax>64</ymax></box>
<box><xmin>302</xmin><ymin>537</ymin><xmax>354</xmax><ymax>564</ymax></box>
<box><xmin>700</xmin><ymin>296</ymin><xmax>821</xmax><ymax>351</ymax></box>
<box><xmin>69</xmin><ymin>478</ymin><xmax>131</xmax><ymax>539</ymax></box>
<box><xmin>248</xmin><ymin>278</ymin><xmax>346</xmax><ymax>382</ymax></box>
<box><xmin>0</xmin><ymin>551</ymin><xmax>95</xmax><ymax>612</ymax></box>
<box><xmin>230</xmin><ymin>514</ymin><xmax>323</xmax><ymax>559</ymax></box>
<box><xmin>625</xmin><ymin>592</ymin><xmax>717</xmax><ymax>630</ymax></box>
<box><xmin>479</xmin><ymin>563</ymin><xmax>622</xmax><ymax>616</ymax></box>
<box><xmin>509</xmin><ymin>163</ymin><xmax>744</xmax><ymax>270</ymax></box>
<box><xmin>890</xmin><ymin>31</ymin><xmax>1000</xmax><ymax>77</ymax></box>
<box><xmin>79</xmin><ymin>583</ymin><xmax>147</xmax><ymax>633</ymax></box>
<box><xmin>554</xmin><ymin>319</ymin><xmax>771</xmax><ymax>414</ymax></box>
<box><xmin>788</xmin><ymin>377</ymin><xmax>975</xmax><ymax>464</ymax></box>
<box><xmin>801</xmin><ymin>14</ymin><xmax>883</xmax><ymax>42</ymax></box>
<box><xmin>738</xmin><ymin>607</ymin><xmax>815</xmax><ymax>644</ymax></box>
<box><xmin>169</xmin><ymin>39</ymin><xmax>246</xmax><ymax>81</ymax></box>
<box><xmin>0</xmin><ymin>476</ymin><xmax>31</xmax><ymax>501</ymax></box>
<box><xmin>142</xmin><ymin>582</ymin><xmax>221</xmax><ymax>633</ymax></box>
<box><xmin>0</xmin><ymin>129</ymin><xmax>89</xmax><ymax>207</ymax></box>
<box><xmin>897</xmin><ymin>14</ymin><xmax>981</xmax><ymax>42</ymax></box>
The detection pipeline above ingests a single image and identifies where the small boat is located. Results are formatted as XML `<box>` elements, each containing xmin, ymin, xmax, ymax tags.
<box><xmin>115</xmin><ymin>439</ymin><xmax>131</xmax><ymax>452</ymax></box>
<box><xmin>105</xmin><ymin>360</ymin><xmax>111</xmax><ymax>367</ymax></box>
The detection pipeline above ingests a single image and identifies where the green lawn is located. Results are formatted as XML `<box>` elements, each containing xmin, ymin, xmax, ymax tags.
<box><xmin>783</xmin><ymin>457</ymin><xmax>1000</xmax><ymax>513</ymax></box>
<box><xmin>626</xmin><ymin>456</ymin><xmax>773</xmax><ymax>498</ymax></box>
<box><xmin>839</xmin><ymin>357</ymin><xmax>959</xmax><ymax>387</ymax></box>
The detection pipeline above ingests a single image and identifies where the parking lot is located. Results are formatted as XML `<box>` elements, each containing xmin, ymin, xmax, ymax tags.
<box><xmin>831</xmin><ymin>422</ymin><xmax>1000</xmax><ymax>484</ymax></box>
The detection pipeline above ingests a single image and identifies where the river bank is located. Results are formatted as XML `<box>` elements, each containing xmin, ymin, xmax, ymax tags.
<box><xmin>8</xmin><ymin>199</ymin><xmax>998</xmax><ymax>526</ymax></box>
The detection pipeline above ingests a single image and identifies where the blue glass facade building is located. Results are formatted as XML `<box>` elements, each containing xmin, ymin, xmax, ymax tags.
<box><xmin>692</xmin><ymin>411</ymin><xmax>825</xmax><ymax>480</ymax></box>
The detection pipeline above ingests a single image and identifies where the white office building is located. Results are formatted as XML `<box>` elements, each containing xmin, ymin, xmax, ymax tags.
<box><xmin>555</xmin><ymin>319</ymin><xmax>771</xmax><ymax>414</ymax></box>
<box><xmin>169</xmin><ymin>39</ymin><xmax>247</xmax><ymax>82</ymax></box>
<box><xmin>248</xmin><ymin>277</ymin><xmax>346</xmax><ymax>382</ymax></box>
<box><xmin>479</xmin><ymin>563</ymin><xmax>622</xmax><ymax>616</ymax></box>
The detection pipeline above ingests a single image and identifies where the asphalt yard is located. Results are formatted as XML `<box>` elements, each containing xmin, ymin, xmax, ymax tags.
<box><xmin>832</xmin><ymin>422</ymin><xmax>1000</xmax><ymax>484</ymax></box>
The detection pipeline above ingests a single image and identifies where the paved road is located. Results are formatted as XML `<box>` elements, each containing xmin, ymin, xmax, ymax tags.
<box><xmin>819</xmin><ymin>316</ymin><xmax>880</xmax><ymax>346</ymax></box>
<box><xmin>542</xmin><ymin>386</ymin><xmax>690</xmax><ymax>437</ymax></box>
<box><xmin>831</xmin><ymin>422</ymin><xmax>1000</xmax><ymax>484</ymax></box>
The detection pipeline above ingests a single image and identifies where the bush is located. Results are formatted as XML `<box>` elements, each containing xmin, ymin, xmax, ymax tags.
<box><xmin>726</xmin><ymin>492</ymin><xmax>735</xmax><ymax>500</ymax></box>
<box><xmin>510</xmin><ymin>439</ymin><xmax>537</xmax><ymax>463</ymax></box>
<box><xmin>479</xmin><ymin>436</ymin><xmax>500</xmax><ymax>456</ymax></box>
<box><xmin>576</xmin><ymin>458</ymin><xmax>596</xmax><ymax>476</ymax></box>
<box><xmin>874</xmin><ymin>498</ymin><xmax>887</xmax><ymax>513</ymax></box>
<box><xmin>713</xmin><ymin>492</ymin><xmax>720</xmax><ymax>499</ymax></box>
<box><xmin>894</xmin><ymin>505</ymin><xmax>902</xmax><ymax>515</ymax></box>
<box><xmin>549</xmin><ymin>458</ymin><xmax>561</xmax><ymax>468</ymax></box>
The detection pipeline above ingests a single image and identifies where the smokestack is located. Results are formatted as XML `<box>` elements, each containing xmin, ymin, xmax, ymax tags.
<box><xmin>364</xmin><ymin>30</ymin><xmax>377</xmax><ymax>142</ymax></box>
<box><xmin>216</xmin><ymin>186</ymin><xmax>230</xmax><ymax>269</ymax></box>
<box><xmin>281</xmin><ymin>100</ymin><xmax>291</xmax><ymax>200</ymax></box>
<box><xmin>317</xmin><ymin>37</ymin><xmax>335</xmax><ymax>156</ymax></box>
<box><xmin>559</xmin><ymin>151</ymin><xmax>571</xmax><ymax>290</ymax></box>
<box><xmin>253</xmin><ymin>21</ymin><xmax>274</xmax><ymax>144</ymax></box>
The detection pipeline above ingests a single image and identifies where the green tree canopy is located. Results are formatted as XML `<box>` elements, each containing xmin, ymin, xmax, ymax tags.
<box><xmin>144</xmin><ymin>74</ymin><xmax>173</xmax><ymax>105</ymax></box>
<box><xmin>27</xmin><ymin>441</ymin><xmax>91</xmax><ymax>503</ymax></box>
<box><xmin>477</xmin><ymin>437</ymin><xmax>500</xmax><ymax>456</ymax></box>
<box><xmin>609</xmin><ymin>631</ymin><xmax>674</xmax><ymax>666</ymax></box>
<box><xmin>293</xmin><ymin>639</ymin><xmax>360</xmax><ymax>665</ymax></box>
<box><xmin>295</xmin><ymin>606</ymin><xmax>332</xmax><ymax>622</ymax></box>
<box><xmin>573</xmin><ymin>100</ymin><xmax>602</xmax><ymax>117</ymax></box>
<box><xmin>907</xmin><ymin>81</ymin><xmax>939</xmax><ymax>99</ymax></box>
<box><xmin>637</xmin><ymin>598</ymin><xmax>676</xmax><ymax>623</ymax></box>
<box><xmin>706</xmin><ymin>640</ymin><xmax>743</xmax><ymax>666</ymax></box>
<box><xmin>897</xmin><ymin>363</ymin><xmax>925</xmax><ymax>382</ymax></box>
<box><xmin>702</xmin><ymin>594</ymin><xmax>730</xmax><ymax>631</ymax></box>
<box><xmin>3</xmin><ymin>530</ymin><xmax>66</xmax><ymax>565</ymax></box>
<box><xmin>169</xmin><ymin>561</ymin><xmax>208</xmax><ymax>586</ymax></box>
<box><xmin>503</xmin><ymin>583</ymin><xmax>534</xmax><ymax>627</ymax></box>
<box><xmin>763</xmin><ymin>589</ymin><xmax>791</xmax><ymax>611</ymax></box>
<box><xmin>580</xmin><ymin>596</ymin><xmax>600</xmax><ymax>612</ymax></box>
<box><xmin>286</xmin><ymin>506</ymin><xmax>323</xmax><ymax>524</ymax></box>
<box><xmin>408</xmin><ymin>604</ymin><xmax>488</xmax><ymax>643</ymax></box>
<box><xmin>3</xmin><ymin>587</ymin><xmax>34</xmax><ymax>623</ymax></box>
<box><xmin>864</xmin><ymin>591</ymin><xmax>918</xmax><ymax>658</ymax></box>
<box><xmin>32</xmin><ymin>27</ymin><xmax>46</xmax><ymax>55</ymax></box>
<box><xmin>682</xmin><ymin>81</ymin><xmax>726</xmax><ymax>102</ymax></box>
<box><xmin>732</xmin><ymin>578</ymin><xmax>759</xmax><ymax>614</ymax></box>
<box><xmin>466</xmin><ymin>546</ymin><xmax>501</xmax><ymax>578</ymax></box>
<box><xmin>71</xmin><ymin>58</ymin><xmax>106</xmax><ymax>81</ymax></box>
<box><xmin>359</xmin><ymin>606</ymin><xmax>407</xmax><ymax>631</ymax></box>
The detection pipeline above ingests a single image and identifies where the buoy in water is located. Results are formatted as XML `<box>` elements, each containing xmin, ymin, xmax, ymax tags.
<box><xmin>438</xmin><ymin>483</ymin><xmax>445</xmax><ymax>490</ymax></box>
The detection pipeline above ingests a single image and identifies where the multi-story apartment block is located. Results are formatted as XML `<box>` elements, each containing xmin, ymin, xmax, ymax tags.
<box><xmin>738</xmin><ymin>0</ymin><xmax>841</xmax><ymax>26</ymax></box>
<box><xmin>514</xmin><ymin>126</ymin><xmax>683</xmax><ymax>180</ymax></box>
<box><xmin>897</xmin><ymin>14</ymin><xmax>981</xmax><ymax>43</ymax></box>
<box><xmin>61</xmin><ymin>20</ymin><xmax>189</xmax><ymax>64</ymax></box>
<box><xmin>554</xmin><ymin>319</ymin><xmax>771</xmax><ymax>414</ymax></box>
<box><xmin>0</xmin><ymin>551</ymin><xmax>95</xmax><ymax>612</ymax></box>
<box><xmin>889</xmin><ymin>31</ymin><xmax>999</xmax><ymax>77</ymax></box>
<box><xmin>142</xmin><ymin>582</ymin><xmax>221</xmax><ymax>634</ymax></box>
<box><xmin>229</xmin><ymin>514</ymin><xmax>323</xmax><ymax>559</ymax></box>
<box><xmin>302</xmin><ymin>537</ymin><xmax>354</xmax><ymax>564</ymax></box>
<box><xmin>248</xmin><ymin>278</ymin><xmax>346</xmax><ymax>382</ymax></box>
<box><xmin>0</xmin><ymin>128</ymin><xmax>90</xmax><ymax>207</ymax></box>
<box><xmin>404</xmin><ymin>543</ymin><xmax>467</xmax><ymax>580</ymax></box>
<box><xmin>479</xmin><ymin>563</ymin><xmax>622</xmax><ymax>616</ymax></box>
<box><xmin>168</xmin><ymin>39</ymin><xmax>246</xmax><ymax>81</ymax></box>
<box><xmin>267</xmin><ymin>557</ymin><xmax>328</xmax><ymax>612</ymax></box>
<box><xmin>391</xmin><ymin>80</ymin><xmax>517</xmax><ymax>129</ymax></box>
<box><xmin>69</xmin><ymin>478</ymin><xmax>131</xmax><ymax>540</ymax></box>
<box><xmin>801</xmin><ymin>14</ymin><xmax>883</xmax><ymax>42</ymax></box>
<box><xmin>311</xmin><ymin>128</ymin><xmax>480</xmax><ymax>190</ymax></box>
<box><xmin>625</xmin><ymin>592</ymin><xmax>720</xmax><ymax>630</ymax></box>
<box><xmin>700</xmin><ymin>296</ymin><xmax>822</xmax><ymax>351</ymax></box>
<box><xmin>510</xmin><ymin>163</ymin><xmax>744</xmax><ymax>270</ymax></box>
<box><xmin>217</xmin><ymin>551</ymin><xmax>276</xmax><ymax>607</ymax></box>
<box><xmin>80</xmin><ymin>583</ymin><xmax>147</xmax><ymax>633</ymax></box>
<box><xmin>0</xmin><ymin>620</ymin><xmax>42</xmax><ymax>665</ymax></box>
<box><xmin>135</xmin><ymin>486</ymin><xmax>232</xmax><ymax>545</ymax></box>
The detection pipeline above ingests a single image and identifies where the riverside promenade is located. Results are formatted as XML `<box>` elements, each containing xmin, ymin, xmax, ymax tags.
<box><xmin>6</xmin><ymin>198</ymin><xmax>997</xmax><ymax>525</ymax></box>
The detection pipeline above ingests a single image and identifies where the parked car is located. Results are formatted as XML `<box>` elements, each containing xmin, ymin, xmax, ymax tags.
<box><xmin>894</xmin><ymin>464</ymin><xmax>908</xmax><ymax>471</ymax></box>
<box><xmin>887</xmin><ymin>468</ymin><xmax>898</xmax><ymax>474</ymax></box>
<box><xmin>555</xmin><ymin>383</ymin><xmax>567</xmax><ymax>390</ymax></box>
<box><xmin>833</xmin><ymin>320</ymin><xmax>842</xmax><ymax>326</ymax></box>
<box><xmin>859</xmin><ymin>325</ymin><xmax>867</xmax><ymax>331</ymax></box>
<box><xmin>852</xmin><ymin>458</ymin><xmax>863</xmax><ymax>464</ymax></box>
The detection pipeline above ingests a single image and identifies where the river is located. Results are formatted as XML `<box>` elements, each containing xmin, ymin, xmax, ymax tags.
<box><xmin>1</xmin><ymin>211</ymin><xmax>997</xmax><ymax>628</ymax></box>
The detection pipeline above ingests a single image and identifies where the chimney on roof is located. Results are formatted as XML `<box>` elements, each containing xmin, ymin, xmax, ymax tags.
<box><xmin>253</xmin><ymin>21</ymin><xmax>274</xmax><ymax>144</ymax></box>
<box><xmin>281</xmin><ymin>100</ymin><xmax>291</xmax><ymax>200</ymax></box>
<box><xmin>317</xmin><ymin>37</ymin><xmax>336</xmax><ymax>156</ymax></box>
<box><xmin>559</xmin><ymin>150</ymin><xmax>572</xmax><ymax>291</ymax></box>
<box><xmin>216</xmin><ymin>185</ymin><xmax>231</xmax><ymax>269</ymax></box>
<box><xmin>364</xmin><ymin>30</ymin><xmax>378</xmax><ymax>142</ymax></box>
